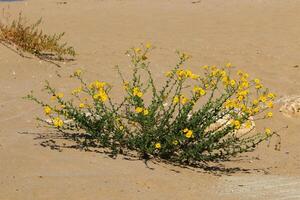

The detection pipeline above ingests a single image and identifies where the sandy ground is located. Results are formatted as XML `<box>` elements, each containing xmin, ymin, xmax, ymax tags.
<box><xmin>0</xmin><ymin>0</ymin><xmax>300</xmax><ymax>199</ymax></box>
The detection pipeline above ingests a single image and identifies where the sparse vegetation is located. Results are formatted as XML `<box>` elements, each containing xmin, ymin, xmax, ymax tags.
<box><xmin>0</xmin><ymin>13</ymin><xmax>75</xmax><ymax>61</ymax></box>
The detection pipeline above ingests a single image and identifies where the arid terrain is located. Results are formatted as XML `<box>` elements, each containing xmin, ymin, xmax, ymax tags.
<box><xmin>0</xmin><ymin>0</ymin><xmax>300</xmax><ymax>199</ymax></box>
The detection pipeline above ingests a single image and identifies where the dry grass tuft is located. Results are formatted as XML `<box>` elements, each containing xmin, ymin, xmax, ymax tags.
<box><xmin>0</xmin><ymin>12</ymin><xmax>75</xmax><ymax>62</ymax></box>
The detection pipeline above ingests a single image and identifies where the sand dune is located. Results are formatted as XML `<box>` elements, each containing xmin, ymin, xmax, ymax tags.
<box><xmin>1</xmin><ymin>0</ymin><xmax>300</xmax><ymax>199</ymax></box>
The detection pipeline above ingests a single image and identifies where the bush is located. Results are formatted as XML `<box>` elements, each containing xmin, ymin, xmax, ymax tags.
<box><xmin>26</xmin><ymin>44</ymin><xmax>277</xmax><ymax>166</ymax></box>
<box><xmin>0</xmin><ymin>13</ymin><xmax>75</xmax><ymax>61</ymax></box>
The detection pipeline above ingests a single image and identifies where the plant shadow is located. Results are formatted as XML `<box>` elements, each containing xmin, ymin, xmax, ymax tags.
<box><xmin>19</xmin><ymin>130</ymin><xmax>271</xmax><ymax>176</ymax></box>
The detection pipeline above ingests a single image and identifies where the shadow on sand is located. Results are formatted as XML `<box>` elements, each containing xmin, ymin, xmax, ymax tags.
<box><xmin>19</xmin><ymin>130</ymin><xmax>271</xmax><ymax>176</ymax></box>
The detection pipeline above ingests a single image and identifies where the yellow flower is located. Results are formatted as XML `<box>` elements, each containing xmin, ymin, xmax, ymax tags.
<box><xmin>202</xmin><ymin>65</ymin><xmax>209</xmax><ymax>70</ymax></box>
<box><xmin>191</xmin><ymin>74</ymin><xmax>199</xmax><ymax>80</ymax></box>
<box><xmin>237</xmin><ymin>70</ymin><xmax>243</xmax><ymax>76</ymax></box>
<box><xmin>267</xmin><ymin>101</ymin><xmax>274</xmax><ymax>108</ymax></box>
<box><xmin>183</xmin><ymin>128</ymin><xmax>189</xmax><ymax>133</ymax></box>
<box><xmin>230</xmin><ymin>79</ymin><xmax>236</xmax><ymax>87</ymax></box>
<box><xmin>267</xmin><ymin>93</ymin><xmax>276</xmax><ymax>99</ymax></box>
<box><xmin>193</xmin><ymin>86</ymin><xmax>206</xmax><ymax>96</ymax></box>
<box><xmin>145</xmin><ymin>43</ymin><xmax>152</xmax><ymax>49</ymax></box>
<box><xmin>56</xmin><ymin>93</ymin><xmax>64</xmax><ymax>99</ymax></box>
<box><xmin>252</xmin><ymin>107</ymin><xmax>260</xmax><ymax>114</ymax></box>
<box><xmin>220</xmin><ymin>70</ymin><xmax>227</xmax><ymax>77</ymax></box>
<box><xmin>237</xmin><ymin>90</ymin><xmax>249</xmax><ymax>99</ymax></box>
<box><xmin>100</xmin><ymin>92</ymin><xmax>108</xmax><ymax>102</ymax></box>
<box><xmin>185</xmin><ymin>70</ymin><xmax>193</xmax><ymax>78</ymax></box>
<box><xmin>134</xmin><ymin>48</ymin><xmax>141</xmax><ymax>54</ymax></box>
<box><xmin>50</xmin><ymin>95</ymin><xmax>56</xmax><ymax>101</ymax></box>
<box><xmin>211</xmin><ymin>69</ymin><xmax>220</xmax><ymax>77</ymax></box>
<box><xmin>79</xmin><ymin>103</ymin><xmax>85</xmax><ymax>109</ymax></box>
<box><xmin>265</xmin><ymin>128</ymin><xmax>272</xmax><ymax>136</ymax></box>
<box><xmin>155</xmin><ymin>143</ymin><xmax>161</xmax><ymax>149</ymax></box>
<box><xmin>255</xmin><ymin>83</ymin><xmax>263</xmax><ymax>89</ymax></box>
<box><xmin>173</xmin><ymin>96</ymin><xmax>179</xmax><ymax>104</ymax></box>
<box><xmin>119</xmin><ymin>125</ymin><xmax>124</xmax><ymax>130</ymax></box>
<box><xmin>44</xmin><ymin>106</ymin><xmax>51</xmax><ymax>115</ymax></box>
<box><xmin>135</xmin><ymin>107</ymin><xmax>143</xmax><ymax>113</ymax></box>
<box><xmin>172</xmin><ymin>140</ymin><xmax>178</xmax><ymax>145</ymax></box>
<box><xmin>224</xmin><ymin>99</ymin><xmax>234</xmax><ymax>109</ymax></box>
<box><xmin>176</xmin><ymin>69</ymin><xmax>186</xmax><ymax>80</ymax></box>
<box><xmin>210</xmin><ymin>65</ymin><xmax>217</xmax><ymax>71</ymax></box>
<box><xmin>259</xmin><ymin>96</ymin><xmax>267</xmax><ymax>103</ymax></box>
<box><xmin>237</xmin><ymin>95</ymin><xmax>244</xmax><ymax>102</ymax></box>
<box><xmin>185</xmin><ymin>130</ymin><xmax>193</xmax><ymax>138</ymax></box>
<box><xmin>226</xmin><ymin>63</ymin><xmax>232</xmax><ymax>68</ymax></box>
<box><xmin>53</xmin><ymin>117</ymin><xmax>63</xmax><ymax>128</ymax></box>
<box><xmin>245</xmin><ymin>120</ymin><xmax>252</xmax><ymax>128</ymax></box>
<box><xmin>240</xmin><ymin>81</ymin><xmax>249</xmax><ymax>89</ymax></box>
<box><xmin>240</xmin><ymin>104</ymin><xmax>248</xmax><ymax>112</ymax></box>
<box><xmin>173</xmin><ymin>95</ymin><xmax>188</xmax><ymax>105</ymax></box>
<box><xmin>165</xmin><ymin>71</ymin><xmax>172</xmax><ymax>77</ymax></box>
<box><xmin>137</xmin><ymin>92</ymin><xmax>143</xmax><ymax>98</ymax></box>
<box><xmin>181</xmin><ymin>96</ymin><xmax>188</xmax><ymax>105</ymax></box>
<box><xmin>231</xmin><ymin>120</ymin><xmax>241</xmax><ymax>129</ymax></box>
<box><xmin>93</xmin><ymin>90</ymin><xmax>108</xmax><ymax>102</ymax></box>
<box><xmin>266</xmin><ymin>112</ymin><xmax>273</xmax><ymax>118</ymax></box>
<box><xmin>72</xmin><ymin>86</ymin><xmax>82</xmax><ymax>95</ymax></box>
<box><xmin>253</xmin><ymin>99</ymin><xmax>259</xmax><ymax>105</ymax></box>
<box><xmin>254</xmin><ymin>79</ymin><xmax>260</xmax><ymax>84</ymax></box>
<box><xmin>89</xmin><ymin>81</ymin><xmax>106</xmax><ymax>90</ymax></box>
<box><xmin>243</xmin><ymin>73</ymin><xmax>249</xmax><ymax>79</ymax></box>
<box><xmin>143</xmin><ymin>109</ymin><xmax>149</xmax><ymax>116</ymax></box>
<box><xmin>222</xmin><ymin>76</ymin><xmax>230</xmax><ymax>86</ymax></box>
<box><xmin>133</xmin><ymin>87</ymin><xmax>143</xmax><ymax>97</ymax></box>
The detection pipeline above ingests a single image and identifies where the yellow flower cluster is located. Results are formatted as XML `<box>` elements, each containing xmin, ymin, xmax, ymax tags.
<box><xmin>193</xmin><ymin>86</ymin><xmax>206</xmax><ymax>96</ymax></box>
<box><xmin>173</xmin><ymin>95</ymin><xmax>189</xmax><ymax>105</ymax></box>
<box><xmin>230</xmin><ymin>119</ymin><xmax>241</xmax><ymax>129</ymax></box>
<box><xmin>175</xmin><ymin>69</ymin><xmax>199</xmax><ymax>80</ymax></box>
<box><xmin>254</xmin><ymin>79</ymin><xmax>263</xmax><ymax>89</ymax></box>
<box><xmin>225</xmin><ymin>95</ymin><xmax>274</xmax><ymax>117</ymax></box>
<box><xmin>89</xmin><ymin>81</ymin><xmax>108</xmax><ymax>102</ymax></box>
<box><xmin>135</xmin><ymin>107</ymin><xmax>149</xmax><ymax>115</ymax></box>
<box><xmin>218</xmin><ymin>66</ymin><xmax>276</xmax><ymax>117</ymax></box>
<box><xmin>132</xmin><ymin>87</ymin><xmax>143</xmax><ymax>98</ymax></box>
<box><xmin>183</xmin><ymin>128</ymin><xmax>193</xmax><ymax>138</ymax></box>
<box><xmin>53</xmin><ymin>117</ymin><xmax>63</xmax><ymax>128</ymax></box>
<box><xmin>71</xmin><ymin>86</ymin><xmax>82</xmax><ymax>95</ymax></box>
<box><xmin>89</xmin><ymin>80</ymin><xmax>106</xmax><ymax>90</ymax></box>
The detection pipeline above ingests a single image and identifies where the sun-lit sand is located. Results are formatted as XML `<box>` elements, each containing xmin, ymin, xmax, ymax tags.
<box><xmin>1</xmin><ymin>0</ymin><xmax>300</xmax><ymax>199</ymax></box>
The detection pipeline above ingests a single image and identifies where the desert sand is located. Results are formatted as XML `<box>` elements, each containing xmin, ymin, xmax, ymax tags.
<box><xmin>0</xmin><ymin>0</ymin><xmax>300</xmax><ymax>199</ymax></box>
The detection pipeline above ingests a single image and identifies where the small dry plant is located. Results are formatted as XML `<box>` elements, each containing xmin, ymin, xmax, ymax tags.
<box><xmin>26</xmin><ymin>44</ymin><xmax>279</xmax><ymax>166</ymax></box>
<box><xmin>0</xmin><ymin>12</ymin><xmax>75</xmax><ymax>61</ymax></box>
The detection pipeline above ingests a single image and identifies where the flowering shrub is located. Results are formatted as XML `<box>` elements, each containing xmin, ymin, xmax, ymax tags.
<box><xmin>26</xmin><ymin>44</ymin><xmax>277</xmax><ymax>165</ymax></box>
